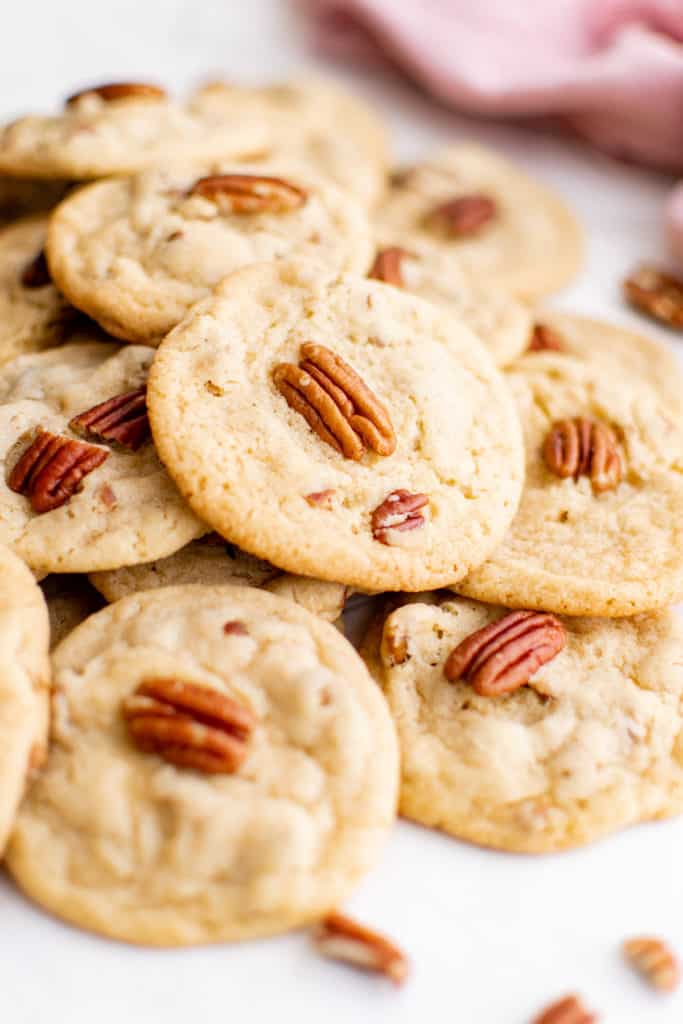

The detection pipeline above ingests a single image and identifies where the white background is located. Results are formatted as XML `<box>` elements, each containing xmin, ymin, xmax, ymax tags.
<box><xmin>2</xmin><ymin>2</ymin><xmax>683</xmax><ymax>1021</ymax></box>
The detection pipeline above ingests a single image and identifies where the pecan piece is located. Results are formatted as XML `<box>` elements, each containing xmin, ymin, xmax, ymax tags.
<box><xmin>444</xmin><ymin>610</ymin><xmax>566</xmax><ymax>696</ymax></box>
<box><xmin>8</xmin><ymin>430</ymin><xmax>108</xmax><ymax>514</ymax></box>
<box><xmin>121</xmin><ymin>678</ymin><xmax>256</xmax><ymax>774</ymax></box>
<box><xmin>66</xmin><ymin>82</ymin><xmax>167</xmax><ymax>105</ymax></box>
<box><xmin>424</xmin><ymin>193</ymin><xmax>497</xmax><ymax>237</ymax></box>
<box><xmin>223</xmin><ymin>620</ymin><xmax>248</xmax><ymax>636</ymax></box>
<box><xmin>532</xmin><ymin>994</ymin><xmax>598</xmax><ymax>1024</ymax></box>
<box><xmin>189</xmin><ymin>174</ymin><xmax>307</xmax><ymax>215</ymax></box>
<box><xmin>368</xmin><ymin>247</ymin><xmax>408</xmax><ymax>287</ymax></box>
<box><xmin>69</xmin><ymin>387</ymin><xmax>150</xmax><ymax>451</ymax></box>
<box><xmin>528</xmin><ymin>323</ymin><xmax>565</xmax><ymax>353</ymax></box>
<box><xmin>273</xmin><ymin>343</ymin><xmax>396</xmax><ymax>460</ymax></box>
<box><xmin>543</xmin><ymin>417</ymin><xmax>621</xmax><ymax>493</ymax></box>
<box><xmin>313</xmin><ymin>913</ymin><xmax>409</xmax><ymax>985</ymax></box>
<box><xmin>305</xmin><ymin>488</ymin><xmax>336</xmax><ymax>509</ymax></box>
<box><xmin>624</xmin><ymin>266</ymin><xmax>683</xmax><ymax>328</ymax></box>
<box><xmin>371</xmin><ymin>489</ymin><xmax>428</xmax><ymax>544</ymax></box>
<box><xmin>21</xmin><ymin>249</ymin><xmax>51</xmax><ymax>288</ymax></box>
<box><xmin>623</xmin><ymin>936</ymin><xmax>680</xmax><ymax>992</ymax></box>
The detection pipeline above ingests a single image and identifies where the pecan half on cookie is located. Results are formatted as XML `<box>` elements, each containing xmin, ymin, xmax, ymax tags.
<box><xmin>424</xmin><ymin>193</ymin><xmax>497</xmax><ymax>237</ymax></box>
<box><xmin>444</xmin><ymin>610</ymin><xmax>566</xmax><ymax>696</ymax></box>
<box><xmin>189</xmin><ymin>174</ymin><xmax>307</xmax><ymax>215</ymax></box>
<box><xmin>66</xmin><ymin>81</ymin><xmax>167</xmax><ymax>105</ymax></box>
<box><xmin>543</xmin><ymin>417</ymin><xmax>622</xmax><ymax>493</ymax></box>
<box><xmin>69</xmin><ymin>387</ymin><xmax>150</xmax><ymax>451</ymax></box>
<box><xmin>8</xmin><ymin>430</ymin><xmax>109</xmax><ymax>514</ymax></box>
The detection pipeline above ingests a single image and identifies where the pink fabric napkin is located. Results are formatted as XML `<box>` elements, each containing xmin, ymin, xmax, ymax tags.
<box><xmin>301</xmin><ymin>0</ymin><xmax>683</xmax><ymax>268</ymax></box>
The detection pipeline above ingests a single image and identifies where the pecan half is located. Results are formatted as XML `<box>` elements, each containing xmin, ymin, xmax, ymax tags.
<box><xmin>189</xmin><ymin>174</ymin><xmax>307</xmax><ymax>215</ymax></box>
<box><xmin>623</xmin><ymin>937</ymin><xmax>680</xmax><ymax>992</ymax></box>
<box><xmin>624</xmin><ymin>266</ymin><xmax>683</xmax><ymax>328</ymax></box>
<box><xmin>371</xmin><ymin>489</ymin><xmax>428</xmax><ymax>544</ymax></box>
<box><xmin>8</xmin><ymin>430</ymin><xmax>108</xmax><ymax>513</ymax></box>
<box><xmin>66</xmin><ymin>82</ymin><xmax>167</xmax><ymax>106</ymax></box>
<box><xmin>528</xmin><ymin>323</ymin><xmax>565</xmax><ymax>353</ymax></box>
<box><xmin>21</xmin><ymin>249</ymin><xmax>51</xmax><ymax>289</ymax></box>
<box><xmin>313</xmin><ymin>913</ymin><xmax>409</xmax><ymax>985</ymax></box>
<box><xmin>69</xmin><ymin>387</ymin><xmax>150</xmax><ymax>451</ymax></box>
<box><xmin>532</xmin><ymin>994</ymin><xmax>598</xmax><ymax>1024</ymax></box>
<box><xmin>543</xmin><ymin>417</ymin><xmax>621</xmax><ymax>493</ymax></box>
<box><xmin>444</xmin><ymin>610</ymin><xmax>566</xmax><ymax>696</ymax></box>
<box><xmin>273</xmin><ymin>343</ymin><xmax>396</xmax><ymax>460</ymax></box>
<box><xmin>368</xmin><ymin>247</ymin><xmax>408</xmax><ymax>287</ymax></box>
<box><xmin>121</xmin><ymin>678</ymin><xmax>256</xmax><ymax>774</ymax></box>
<box><xmin>424</xmin><ymin>193</ymin><xmax>497</xmax><ymax>237</ymax></box>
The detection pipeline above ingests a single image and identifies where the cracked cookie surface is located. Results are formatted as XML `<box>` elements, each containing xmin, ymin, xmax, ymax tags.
<box><xmin>6</xmin><ymin>584</ymin><xmax>398</xmax><ymax>944</ymax></box>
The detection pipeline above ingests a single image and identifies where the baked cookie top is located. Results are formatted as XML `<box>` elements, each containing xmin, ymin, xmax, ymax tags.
<box><xmin>6</xmin><ymin>584</ymin><xmax>399</xmax><ymax>945</ymax></box>
<box><xmin>0</xmin><ymin>543</ymin><xmax>50</xmax><ymax>854</ymax></box>
<box><xmin>89</xmin><ymin>535</ymin><xmax>347</xmax><ymax>622</ymax></box>
<box><xmin>374</xmin><ymin>144</ymin><xmax>582</xmax><ymax>299</ymax></box>
<box><xmin>368</xmin><ymin>244</ymin><xmax>532</xmax><ymax>366</ymax></box>
<box><xmin>0</xmin><ymin>216</ymin><xmax>77</xmax><ymax>365</ymax></box>
<box><xmin>458</xmin><ymin>352</ymin><xmax>683</xmax><ymax>615</ymax></box>
<box><xmin>191</xmin><ymin>76</ymin><xmax>390</xmax><ymax>209</ymax></box>
<box><xmin>368</xmin><ymin>595</ymin><xmax>683</xmax><ymax>852</ymax></box>
<box><xmin>0</xmin><ymin>340</ymin><xmax>204</xmax><ymax>574</ymax></box>
<box><xmin>0</xmin><ymin>83</ymin><xmax>268</xmax><ymax>180</ymax></box>
<box><xmin>47</xmin><ymin>160</ymin><xmax>373</xmax><ymax>343</ymax></box>
<box><xmin>148</xmin><ymin>260</ymin><xmax>524</xmax><ymax>592</ymax></box>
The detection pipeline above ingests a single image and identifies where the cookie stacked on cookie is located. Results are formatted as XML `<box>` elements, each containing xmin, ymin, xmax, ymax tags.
<box><xmin>1</xmin><ymin>71</ymin><xmax>682</xmax><ymax>978</ymax></box>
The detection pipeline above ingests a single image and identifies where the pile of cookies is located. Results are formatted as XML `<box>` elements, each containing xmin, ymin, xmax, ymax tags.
<box><xmin>0</xmin><ymin>75</ymin><xmax>682</xmax><ymax>1008</ymax></box>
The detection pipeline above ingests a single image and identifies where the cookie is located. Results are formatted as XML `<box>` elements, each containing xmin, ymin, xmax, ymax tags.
<box><xmin>374</xmin><ymin>145</ymin><xmax>583</xmax><ymax>299</ymax></box>
<box><xmin>368</xmin><ymin>245</ymin><xmax>532</xmax><ymax>366</ymax></box>
<box><xmin>40</xmin><ymin>574</ymin><xmax>105</xmax><ymax>648</ymax></box>
<box><xmin>0</xmin><ymin>340</ymin><xmax>204</xmax><ymax>574</ymax></box>
<box><xmin>191</xmin><ymin>76</ymin><xmax>389</xmax><ymax>209</ymax></box>
<box><xmin>0</xmin><ymin>542</ymin><xmax>50</xmax><ymax>854</ymax></box>
<box><xmin>47</xmin><ymin>160</ymin><xmax>373</xmax><ymax>344</ymax></box>
<box><xmin>148</xmin><ymin>260</ymin><xmax>524</xmax><ymax>592</ymax></box>
<box><xmin>89</xmin><ymin>535</ymin><xmax>347</xmax><ymax>622</ymax></box>
<box><xmin>0</xmin><ymin>216</ymin><xmax>78</xmax><ymax>365</ymax></box>
<box><xmin>6</xmin><ymin>584</ymin><xmax>399</xmax><ymax>945</ymax></box>
<box><xmin>0</xmin><ymin>82</ymin><xmax>268</xmax><ymax>181</ymax></box>
<box><xmin>457</xmin><ymin>353</ymin><xmax>683</xmax><ymax>615</ymax></box>
<box><xmin>523</xmin><ymin>311</ymin><xmax>683</xmax><ymax>415</ymax></box>
<box><xmin>0</xmin><ymin>177</ymin><xmax>70</xmax><ymax>225</ymax></box>
<box><xmin>367</xmin><ymin>594</ymin><xmax>683</xmax><ymax>852</ymax></box>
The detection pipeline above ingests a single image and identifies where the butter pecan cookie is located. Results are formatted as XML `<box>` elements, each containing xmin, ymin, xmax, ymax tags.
<box><xmin>457</xmin><ymin>353</ymin><xmax>683</xmax><ymax>615</ymax></box>
<box><xmin>365</xmin><ymin>594</ymin><xmax>683</xmax><ymax>852</ymax></box>
<box><xmin>0</xmin><ymin>216</ymin><xmax>78</xmax><ymax>365</ymax></box>
<box><xmin>0</xmin><ymin>340</ymin><xmax>204</xmax><ymax>574</ymax></box>
<box><xmin>89</xmin><ymin>536</ymin><xmax>347</xmax><ymax>622</ymax></box>
<box><xmin>0</xmin><ymin>543</ymin><xmax>50</xmax><ymax>854</ymax></box>
<box><xmin>191</xmin><ymin>75</ymin><xmax>389</xmax><ymax>209</ymax></box>
<box><xmin>47</xmin><ymin>161</ymin><xmax>373</xmax><ymax>343</ymax></box>
<box><xmin>0</xmin><ymin>82</ymin><xmax>268</xmax><ymax>180</ymax></box>
<box><xmin>368</xmin><ymin>244</ymin><xmax>532</xmax><ymax>366</ymax></box>
<box><xmin>375</xmin><ymin>145</ymin><xmax>583</xmax><ymax>300</ymax></box>
<box><xmin>148</xmin><ymin>260</ymin><xmax>524</xmax><ymax>592</ymax></box>
<box><xmin>6</xmin><ymin>584</ymin><xmax>399</xmax><ymax>944</ymax></box>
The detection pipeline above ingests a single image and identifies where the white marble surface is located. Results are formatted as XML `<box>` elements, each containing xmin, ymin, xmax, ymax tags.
<box><xmin>2</xmin><ymin>2</ymin><xmax>683</xmax><ymax>1022</ymax></box>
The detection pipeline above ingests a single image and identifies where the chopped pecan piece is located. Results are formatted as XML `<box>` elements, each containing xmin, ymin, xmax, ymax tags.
<box><xmin>371</xmin><ymin>489</ymin><xmax>428</xmax><ymax>544</ymax></box>
<box><xmin>543</xmin><ymin>417</ymin><xmax>621</xmax><ymax>493</ymax></box>
<box><xmin>624</xmin><ymin>266</ymin><xmax>683</xmax><ymax>328</ymax></box>
<box><xmin>189</xmin><ymin>174</ymin><xmax>307</xmax><ymax>214</ymax></box>
<box><xmin>223</xmin><ymin>620</ymin><xmax>248</xmax><ymax>636</ymax></box>
<box><xmin>21</xmin><ymin>249</ymin><xmax>51</xmax><ymax>288</ymax></box>
<box><xmin>528</xmin><ymin>323</ymin><xmax>565</xmax><ymax>353</ymax></box>
<box><xmin>121</xmin><ymin>678</ymin><xmax>256</xmax><ymax>774</ymax></box>
<box><xmin>424</xmin><ymin>193</ymin><xmax>497</xmax><ymax>237</ymax></box>
<box><xmin>313</xmin><ymin>913</ymin><xmax>409</xmax><ymax>985</ymax></box>
<box><xmin>623</xmin><ymin>936</ymin><xmax>680</xmax><ymax>992</ymax></box>
<box><xmin>368</xmin><ymin>247</ymin><xmax>408</xmax><ymax>287</ymax></box>
<box><xmin>273</xmin><ymin>343</ymin><xmax>396</xmax><ymax>460</ymax></box>
<box><xmin>69</xmin><ymin>387</ymin><xmax>150</xmax><ymax>451</ymax></box>
<box><xmin>8</xmin><ymin>430</ymin><xmax>108</xmax><ymax>513</ymax></box>
<box><xmin>532</xmin><ymin>994</ymin><xmax>598</xmax><ymax>1024</ymax></box>
<box><xmin>305</xmin><ymin>488</ymin><xmax>336</xmax><ymax>509</ymax></box>
<box><xmin>444</xmin><ymin>610</ymin><xmax>566</xmax><ymax>696</ymax></box>
<box><xmin>66</xmin><ymin>82</ymin><xmax>167</xmax><ymax>105</ymax></box>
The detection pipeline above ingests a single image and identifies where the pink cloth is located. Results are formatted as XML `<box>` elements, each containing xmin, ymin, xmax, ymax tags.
<box><xmin>302</xmin><ymin>0</ymin><xmax>683</xmax><ymax>267</ymax></box>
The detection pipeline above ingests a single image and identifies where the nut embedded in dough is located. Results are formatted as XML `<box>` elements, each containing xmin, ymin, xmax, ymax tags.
<box><xmin>371</xmin><ymin>489</ymin><xmax>428</xmax><ymax>545</ymax></box>
<box><xmin>368</xmin><ymin>246</ymin><xmax>408</xmax><ymax>287</ymax></box>
<box><xmin>424</xmin><ymin>192</ymin><xmax>497</xmax><ymax>237</ymax></box>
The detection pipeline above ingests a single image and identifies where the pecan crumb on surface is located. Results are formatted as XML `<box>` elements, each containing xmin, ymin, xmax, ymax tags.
<box><xmin>623</xmin><ymin>936</ymin><xmax>680</xmax><ymax>992</ymax></box>
<box><xmin>532</xmin><ymin>993</ymin><xmax>598</xmax><ymax>1024</ymax></box>
<box><xmin>313</xmin><ymin>913</ymin><xmax>409</xmax><ymax>985</ymax></box>
<box><xmin>624</xmin><ymin>265</ymin><xmax>683</xmax><ymax>328</ymax></box>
